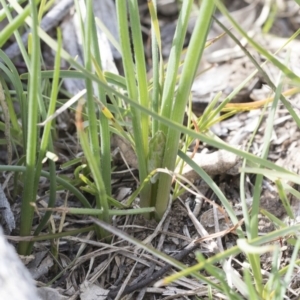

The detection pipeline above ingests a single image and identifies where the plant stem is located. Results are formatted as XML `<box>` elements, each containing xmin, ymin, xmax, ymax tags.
<box><xmin>18</xmin><ymin>0</ymin><xmax>41</xmax><ymax>255</ymax></box>
<box><xmin>155</xmin><ymin>0</ymin><xmax>215</xmax><ymax>219</ymax></box>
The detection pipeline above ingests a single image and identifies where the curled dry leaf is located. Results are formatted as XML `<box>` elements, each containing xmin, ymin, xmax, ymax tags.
<box><xmin>111</xmin><ymin>134</ymin><xmax>138</xmax><ymax>169</ymax></box>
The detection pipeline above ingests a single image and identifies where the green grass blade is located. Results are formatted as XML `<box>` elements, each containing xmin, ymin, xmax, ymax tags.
<box><xmin>116</xmin><ymin>0</ymin><xmax>151</xmax><ymax>209</ymax></box>
<box><xmin>76</xmin><ymin>1</ymin><xmax>111</xmax><ymax>239</ymax></box>
<box><xmin>148</xmin><ymin>0</ymin><xmax>161</xmax><ymax>134</ymax></box>
<box><xmin>30</xmin><ymin>28</ymin><xmax>62</xmax><ymax>244</ymax></box>
<box><xmin>75</xmin><ymin>100</ymin><xmax>110</xmax><ymax>239</ymax></box>
<box><xmin>1</xmin><ymin>0</ymin><xmax>30</xmax><ymax>67</ymax></box>
<box><xmin>0</xmin><ymin>0</ymin><xmax>41</xmax><ymax>47</ymax></box>
<box><xmin>128</xmin><ymin>0</ymin><xmax>149</xmax><ymax>152</ymax></box>
<box><xmin>275</xmin><ymin>180</ymin><xmax>294</xmax><ymax>219</ymax></box>
<box><xmin>90</xmin><ymin>15</ymin><xmax>112</xmax><ymax>197</ymax></box>
<box><xmin>18</xmin><ymin>1</ymin><xmax>41</xmax><ymax>255</ymax></box>
<box><xmin>159</xmin><ymin>0</ymin><xmax>194</xmax><ymax>135</ymax></box>
<box><xmin>155</xmin><ymin>0</ymin><xmax>215</xmax><ymax>219</ymax></box>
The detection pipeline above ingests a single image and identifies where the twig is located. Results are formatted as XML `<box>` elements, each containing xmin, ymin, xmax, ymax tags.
<box><xmin>106</xmin><ymin>243</ymin><xmax>199</xmax><ymax>299</ymax></box>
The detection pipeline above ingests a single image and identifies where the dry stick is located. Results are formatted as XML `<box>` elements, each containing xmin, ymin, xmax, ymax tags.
<box><xmin>110</xmin><ymin>197</ymin><xmax>173</xmax><ymax>298</ymax></box>
<box><xmin>106</xmin><ymin>243</ymin><xmax>200</xmax><ymax>299</ymax></box>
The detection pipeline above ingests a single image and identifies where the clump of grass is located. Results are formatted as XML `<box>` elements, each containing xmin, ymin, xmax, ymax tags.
<box><xmin>1</xmin><ymin>1</ymin><xmax>300</xmax><ymax>298</ymax></box>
